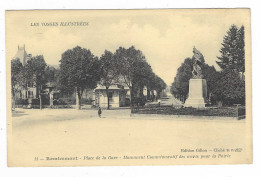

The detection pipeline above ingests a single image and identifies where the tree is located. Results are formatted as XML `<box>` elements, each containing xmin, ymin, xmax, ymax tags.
<box><xmin>170</xmin><ymin>58</ymin><xmax>193</xmax><ymax>101</ymax></box>
<box><xmin>114</xmin><ymin>46</ymin><xmax>166</xmax><ymax>108</ymax></box>
<box><xmin>215</xmin><ymin>25</ymin><xmax>245</xmax><ymax>106</ymax></box>
<box><xmin>216</xmin><ymin>25</ymin><xmax>245</xmax><ymax>73</ymax></box>
<box><xmin>132</xmin><ymin>58</ymin><xmax>154</xmax><ymax>99</ymax></box>
<box><xmin>114</xmin><ymin>46</ymin><xmax>151</xmax><ymax>109</ymax></box>
<box><xmin>211</xmin><ymin>68</ymin><xmax>245</xmax><ymax>105</ymax></box>
<box><xmin>149</xmin><ymin>75</ymin><xmax>166</xmax><ymax>99</ymax></box>
<box><xmin>201</xmin><ymin>64</ymin><xmax>220</xmax><ymax>104</ymax></box>
<box><xmin>146</xmin><ymin>71</ymin><xmax>156</xmax><ymax>100</ymax></box>
<box><xmin>45</xmin><ymin>66</ymin><xmax>59</xmax><ymax>84</ymax></box>
<box><xmin>154</xmin><ymin>75</ymin><xmax>167</xmax><ymax>98</ymax></box>
<box><xmin>237</xmin><ymin>25</ymin><xmax>245</xmax><ymax>73</ymax></box>
<box><xmin>11</xmin><ymin>58</ymin><xmax>23</xmax><ymax>110</ymax></box>
<box><xmin>99</xmin><ymin>50</ymin><xmax>117</xmax><ymax>109</ymax></box>
<box><xmin>59</xmin><ymin>46</ymin><xmax>100</xmax><ymax>109</ymax></box>
<box><xmin>24</xmin><ymin>55</ymin><xmax>47</xmax><ymax>110</ymax></box>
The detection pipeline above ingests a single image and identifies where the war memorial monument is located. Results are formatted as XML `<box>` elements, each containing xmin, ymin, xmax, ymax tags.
<box><xmin>184</xmin><ymin>47</ymin><xmax>207</xmax><ymax>108</ymax></box>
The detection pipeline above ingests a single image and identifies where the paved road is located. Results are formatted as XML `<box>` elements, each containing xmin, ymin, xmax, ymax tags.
<box><xmin>146</xmin><ymin>96</ymin><xmax>183</xmax><ymax>107</ymax></box>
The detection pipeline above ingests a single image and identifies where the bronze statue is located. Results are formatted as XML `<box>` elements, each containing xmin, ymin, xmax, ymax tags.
<box><xmin>192</xmin><ymin>47</ymin><xmax>204</xmax><ymax>79</ymax></box>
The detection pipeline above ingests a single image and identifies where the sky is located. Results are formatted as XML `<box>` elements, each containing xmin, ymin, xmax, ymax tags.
<box><xmin>6</xmin><ymin>9</ymin><xmax>250</xmax><ymax>85</ymax></box>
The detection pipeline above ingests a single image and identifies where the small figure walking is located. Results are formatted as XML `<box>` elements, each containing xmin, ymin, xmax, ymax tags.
<box><xmin>98</xmin><ymin>107</ymin><xmax>102</xmax><ymax>118</ymax></box>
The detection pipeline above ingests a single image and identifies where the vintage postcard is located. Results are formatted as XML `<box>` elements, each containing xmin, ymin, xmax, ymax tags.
<box><xmin>6</xmin><ymin>9</ymin><xmax>252</xmax><ymax>167</ymax></box>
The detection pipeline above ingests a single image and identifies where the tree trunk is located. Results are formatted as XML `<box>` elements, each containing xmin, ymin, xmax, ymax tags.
<box><xmin>39</xmin><ymin>85</ymin><xmax>42</xmax><ymax>110</ymax></box>
<box><xmin>106</xmin><ymin>86</ymin><xmax>110</xmax><ymax>110</ymax></box>
<box><xmin>12</xmin><ymin>96</ymin><xmax>16</xmax><ymax>111</ymax></box>
<box><xmin>129</xmin><ymin>87</ymin><xmax>133</xmax><ymax>113</ymax></box>
<box><xmin>39</xmin><ymin>94</ymin><xmax>42</xmax><ymax>110</ymax></box>
<box><xmin>76</xmin><ymin>87</ymin><xmax>81</xmax><ymax>110</ymax></box>
<box><xmin>147</xmin><ymin>88</ymin><xmax>150</xmax><ymax>100</ymax></box>
<box><xmin>11</xmin><ymin>85</ymin><xmax>16</xmax><ymax>111</ymax></box>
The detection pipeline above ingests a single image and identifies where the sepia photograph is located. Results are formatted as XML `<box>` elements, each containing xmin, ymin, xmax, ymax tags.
<box><xmin>6</xmin><ymin>9</ymin><xmax>252</xmax><ymax>167</ymax></box>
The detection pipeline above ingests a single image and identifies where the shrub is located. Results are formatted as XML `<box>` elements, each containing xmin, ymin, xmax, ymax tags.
<box><xmin>81</xmin><ymin>97</ymin><xmax>93</xmax><ymax>105</ymax></box>
<box><xmin>15</xmin><ymin>98</ymin><xmax>28</xmax><ymax>105</ymax></box>
<box><xmin>31</xmin><ymin>98</ymin><xmax>40</xmax><ymax>105</ymax></box>
<box><xmin>53</xmin><ymin>99</ymin><xmax>59</xmax><ymax>105</ymax></box>
<box><xmin>41</xmin><ymin>94</ymin><xmax>50</xmax><ymax>105</ymax></box>
<box><xmin>131</xmin><ymin>97</ymin><xmax>146</xmax><ymax>107</ymax></box>
<box><xmin>56</xmin><ymin>97</ymin><xmax>76</xmax><ymax>105</ymax></box>
<box><xmin>132</xmin><ymin>106</ymin><xmax>244</xmax><ymax>117</ymax></box>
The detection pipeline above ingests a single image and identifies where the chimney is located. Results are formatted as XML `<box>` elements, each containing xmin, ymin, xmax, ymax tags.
<box><xmin>18</xmin><ymin>45</ymin><xmax>19</xmax><ymax>49</ymax></box>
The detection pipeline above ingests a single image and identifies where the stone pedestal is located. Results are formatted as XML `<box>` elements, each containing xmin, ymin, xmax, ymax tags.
<box><xmin>185</xmin><ymin>79</ymin><xmax>207</xmax><ymax>108</ymax></box>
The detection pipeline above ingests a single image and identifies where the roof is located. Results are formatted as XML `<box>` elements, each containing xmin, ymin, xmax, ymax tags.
<box><xmin>95</xmin><ymin>84</ymin><xmax>130</xmax><ymax>90</ymax></box>
<box><xmin>13</xmin><ymin>45</ymin><xmax>29</xmax><ymax>65</ymax></box>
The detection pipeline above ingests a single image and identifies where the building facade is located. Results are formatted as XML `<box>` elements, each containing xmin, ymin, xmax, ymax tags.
<box><xmin>93</xmin><ymin>84</ymin><xmax>130</xmax><ymax>108</ymax></box>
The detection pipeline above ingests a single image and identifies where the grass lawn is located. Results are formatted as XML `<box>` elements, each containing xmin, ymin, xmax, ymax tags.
<box><xmin>132</xmin><ymin>105</ymin><xmax>246</xmax><ymax>118</ymax></box>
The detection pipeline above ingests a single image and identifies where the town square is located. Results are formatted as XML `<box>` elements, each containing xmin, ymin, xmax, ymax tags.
<box><xmin>6</xmin><ymin>9</ymin><xmax>251</xmax><ymax>166</ymax></box>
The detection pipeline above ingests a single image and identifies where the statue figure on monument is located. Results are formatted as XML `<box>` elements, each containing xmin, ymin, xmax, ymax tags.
<box><xmin>192</xmin><ymin>47</ymin><xmax>205</xmax><ymax>79</ymax></box>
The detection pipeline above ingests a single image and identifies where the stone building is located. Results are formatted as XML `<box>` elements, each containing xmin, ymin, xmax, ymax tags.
<box><xmin>13</xmin><ymin>45</ymin><xmax>37</xmax><ymax>100</ymax></box>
